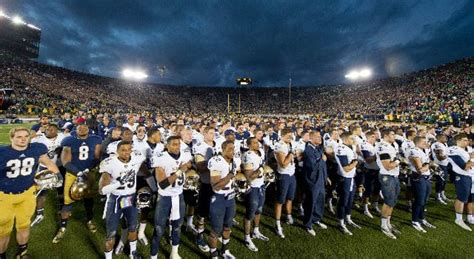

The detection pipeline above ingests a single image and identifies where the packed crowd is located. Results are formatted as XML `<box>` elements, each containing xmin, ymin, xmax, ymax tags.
<box><xmin>1</xmin><ymin>112</ymin><xmax>473</xmax><ymax>259</ymax></box>
<box><xmin>0</xmin><ymin>52</ymin><xmax>472</xmax><ymax>125</ymax></box>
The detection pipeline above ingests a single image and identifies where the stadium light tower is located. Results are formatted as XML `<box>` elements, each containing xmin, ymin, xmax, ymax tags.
<box><xmin>345</xmin><ymin>68</ymin><xmax>372</xmax><ymax>81</ymax></box>
<box><xmin>12</xmin><ymin>15</ymin><xmax>26</xmax><ymax>25</ymax></box>
<box><xmin>122</xmin><ymin>68</ymin><xmax>148</xmax><ymax>81</ymax></box>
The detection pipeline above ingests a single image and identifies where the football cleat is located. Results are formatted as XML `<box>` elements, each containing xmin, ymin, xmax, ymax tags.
<box><xmin>389</xmin><ymin>224</ymin><xmax>401</xmax><ymax>235</ymax></box>
<box><xmin>412</xmin><ymin>222</ymin><xmax>427</xmax><ymax>233</ymax></box>
<box><xmin>170</xmin><ymin>251</ymin><xmax>181</xmax><ymax>259</ymax></box>
<box><xmin>252</xmin><ymin>231</ymin><xmax>269</xmax><ymax>241</ymax></box>
<box><xmin>306</xmin><ymin>228</ymin><xmax>316</xmax><ymax>236</ymax></box>
<box><xmin>422</xmin><ymin>219</ymin><xmax>436</xmax><ymax>229</ymax></box>
<box><xmin>196</xmin><ymin>237</ymin><xmax>210</xmax><ymax>252</ymax></box>
<box><xmin>286</xmin><ymin>215</ymin><xmax>294</xmax><ymax>225</ymax></box>
<box><xmin>455</xmin><ymin>219</ymin><xmax>472</xmax><ymax>231</ymax></box>
<box><xmin>129</xmin><ymin>251</ymin><xmax>141</xmax><ymax>259</ymax></box>
<box><xmin>222</xmin><ymin>250</ymin><xmax>236</xmax><ymax>259</ymax></box>
<box><xmin>31</xmin><ymin>214</ymin><xmax>45</xmax><ymax>227</ymax></box>
<box><xmin>381</xmin><ymin>227</ymin><xmax>397</xmax><ymax>240</ymax></box>
<box><xmin>339</xmin><ymin>225</ymin><xmax>353</xmax><ymax>236</ymax></box>
<box><xmin>436</xmin><ymin>197</ymin><xmax>448</xmax><ymax>205</ymax></box>
<box><xmin>245</xmin><ymin>238</ymin><xmax>258</xmax><ymax>252</ymax></box>
<box><xmin>275</xmin><ymin>226</ymin><xmax>285</xmax><ymax>239</ymax></box>
<box><xmin>364</xmin><ymin>210</ymin><xmax>374</xmax><ymax>219</ymax></box>
<box><xmin>138</xmin><ymin>233</ymin><xmax>148</xmax><ymax>246</ymax></box>
<box><xmin>347</xmin><ymin>220</ymin><xmax>362</xmax><ymax>229</ymax></box>
<box><xmin>315</xmin><ymin>221</ymin><xmax>328</xmax><ymax>230</ymax></box>
<box><xmin>87</xmin><ymin>220</ymin><xmax>97</xmax><ymax>233</ymax></box>
<box><xmin>52</xmin><ymin>227</ymin><xmax>66</xmax><ymax>244</ymax></box>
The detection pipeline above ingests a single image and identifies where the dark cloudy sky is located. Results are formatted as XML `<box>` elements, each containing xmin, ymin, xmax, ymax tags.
<box><xmin>1</xmin><ymin>0</ymin><xmax>473</xmax><ymax>86</ymax></box>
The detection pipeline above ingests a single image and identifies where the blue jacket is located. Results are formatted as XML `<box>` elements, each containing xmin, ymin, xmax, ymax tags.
<box><xmin>302</xmin><ymin>142</ymin><xmax>327</xmax><ymax>188</ymax></box>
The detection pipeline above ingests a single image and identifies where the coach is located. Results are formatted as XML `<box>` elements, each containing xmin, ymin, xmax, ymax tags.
<box><xmin>302</xmin><ymin>131</ymin><xmax>328</xmax><ymax>235</ymax></box>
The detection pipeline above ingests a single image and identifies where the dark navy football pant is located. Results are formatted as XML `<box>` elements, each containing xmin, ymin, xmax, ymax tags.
<box><xmin>411</xmin><ymin>175</ymin><xmax>431</xmax><ymax>223</ymax></box>
<box><xmin>336</xmin><ymin>177</ymin><xmax>355</xmax><ymax>220</ymax></box>
<box><xmin>302</xmin><ymin>183</ymin><xmax>325</xmax><ymax>229</ymax></box>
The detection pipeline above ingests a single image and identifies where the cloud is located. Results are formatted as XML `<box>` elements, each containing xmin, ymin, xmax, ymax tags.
<box><xmin>1</xmin><ymin>0</ymin><xmax>472</xmax><ymax>86</ymax></box>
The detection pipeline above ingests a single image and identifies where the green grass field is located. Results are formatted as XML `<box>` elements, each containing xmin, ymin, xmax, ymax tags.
<box><xmin>2</xmin><ymin>123</ymin><xmax>474</xmax><ymax>258</ymax></box>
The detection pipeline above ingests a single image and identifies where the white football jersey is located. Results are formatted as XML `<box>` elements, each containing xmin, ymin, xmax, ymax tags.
<box><xmin>32</xmin><ymin>133</ymin><xmax>65</xmax><ymax>166</ymax></box>
<box><xmin>243</xmin><ymin>150</ymin><xmax>265</xmax><ymax>188</ymax></box>
<box><xmin>144</xmin><ymin>141</ymin><xmax>165</xmax><ymax>170</ymax></box>
<box><xmin>335</xmin><ymin>144</ymin><xmax>357</xmax><ymax>178</ymax></box>
<box><xmin>132</xmin><ymin>135</ymin><xmax>148</xmax><ymax>157</ymax></box>
<box><xmin>123</xmin><ymin>122</ymin><xmax>138</xmax><ymax>132</ymax></box>
<box><xmin>99</xmin><ymin>151</ymin><xmax>146</xmax><ymax>196</ymax></box>
<box><xmin>152</xmin><ymin>151</ymin><xmax>193</xmax><ymax>196</ymax></box>
<box><xmin>408</xmin><ymin>148</ymin><xmax>431</xmax><ymax>175</ymax></box>
<box><xmin>448</xmin><ymin>146</ymin><xmax>472</xmax><ymax>176</ymax></box>
<box><xmin>274</xmin><ymin>141</ymin><xmax>295</xmax><ymax>176</ymax></box>
<box><xmin>180</xmin><ymin>141</ymin><xmax>193</xmax><ymax>158</ymax></box>
<box><xmin>431</xmin><ymin>142</ymin><xmax>449</xmax><ymax>166</ymax></box>
<box><xmin>208</xmin><ymin>155</ymin><xmax>237</xmax><ymax>195</ymax></box>
<box><xmin>361</xmin><ymin>141</ymin><xmax>379</xmax><ymax>170</ymax></box>
<box><xmin>376</xmin><ymin>140</ymin><xmax>400</xmax><ymax>176</ymax></box>
<box><xmin>401</xmin><ymin>140</ymin><xmax>415</xmax><ymax>159</ymax></box>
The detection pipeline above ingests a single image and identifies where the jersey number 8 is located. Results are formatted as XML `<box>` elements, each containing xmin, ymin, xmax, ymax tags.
<box><xmin>6</xmin><ymin>158</ymin><xmax>35</xmax><ymax>178</ymax></box>
<box><xmin>79</xmin><ymin>146</ymin><xmax>89</xmax><ymax>160</ymax></box>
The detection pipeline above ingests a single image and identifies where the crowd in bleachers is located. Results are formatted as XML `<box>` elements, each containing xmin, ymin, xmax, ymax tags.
<box><xmin>0</xmin><ymin>51</ymin><xmax>472</xmax><ymax>126</ymax></box>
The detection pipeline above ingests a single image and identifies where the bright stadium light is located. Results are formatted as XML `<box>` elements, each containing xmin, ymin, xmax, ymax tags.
<box><xmin>122</xmin><ymin>68</ymin><xmax>148</xmax><ymax>80</ymax></box>
<box><xmin>12</xmin><ymin>15</ymin><xmax>26</xmax><ymax>25</ymax></box>
<box><xmin>345</xmin><ymin>68</ymin><xmax>372</xmax><ymax>81</ymax></box>
<box><xmin>27</xmin><ymin>23</ymin><xmax>41</xmax><ymax>30</ymax></box>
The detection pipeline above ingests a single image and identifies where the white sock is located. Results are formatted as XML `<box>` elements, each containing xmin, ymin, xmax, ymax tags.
<box><xmin>287</xmin><ymin>214</ymin><xmax>293</xmax><ymax>220</ymax></box>
<box><xmin>339</xmin><ymin>219</ymin><xmax>345</xmax><ymax>226</ymax></box>
<box><xmin>381</xmin><ymin>218</ymin><xmax>388</xmax><ymax>229</ymax></box>
<box><xmin>187</xmin><ymin>216</ymin><xmax>194</xmax><ymax>226</ymax></box>
<box><xmin>105</xmin><ymin>250</ymin><xmax>113</xmax><ymax>259</ymax></box>
<box><xmin>276</xmin><ymin>220</ymin><xmax>281</xmax><ymax>228</ymax></box>
<box><xmin>245</xmin><ymin>234</ymin><xmax>251</xmax><ymax>241</ymax></box>
<box><xmin>387</xmin><ymin>216</ymin><xmax>391</xmax><ymax>226</ymax></box>
<box><xmin>456</xmin><ymin>213</ymin><xmax>463</xmax><ymax>221</ymax></box>
<box><xmin>151</xmin><ymin>255</ymin><xmax>158</xmax><ymax>259</ymax></box>
<box><xmin>436</xmin><ymin>192</ymin><xmax>441</xmax><ymax>199</ymax></box>
<box><xmin>223</xmin><ymin>238</ymin><xmax>230</xmax><ymax>245</ymax></box>
<box><xmin>129</xmin><ymin>240</ymin><xmax>137</xmax><ymax>253</ymax></box>
<box><xmin>138</xmin><ymin>223</ymin><xmax>146</xmax><ymax>236</ymax></box>
<box><xmin>171</xmin><ymin>244</ymin><xmax>179</xmax><ymax>254</ymax></box>
<box><xmin>346</xmin><ymin>215</ymin><xmax>352</xmax><ymax>222</ymax></box>
<box><xmin>467</xmin><ymin>214</ymin><xmax>473</xmax><ymax>222</ymax></box>
<box><xmin>253</xmin><ymin>226</ymin><xmax>260</xmax><ymax>234</ymax></box>
<box><xmin>364</xmin><ymin>204</ymin><xmax>369</xmax><ymax>211</ymax></box>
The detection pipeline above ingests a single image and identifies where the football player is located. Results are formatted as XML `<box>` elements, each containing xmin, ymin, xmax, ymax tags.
<box><xmin>360</xmin><ymin>130</ymin><xmax>381</xmax><ymax>218</ymax></box>
<box><xmin>431</xmin><ymin>134</ymin><xmax>450</xmax><ymax>204</ymax></box>
<box><xmin>53</xmin><ymin>123</ymin><xmax>102</xmax><ymax>243</ymax></box>
<box><xmin>208</xmin><ymin>141</ymin><xmax>237</xmax><ymax>259</ymax></box>
<box><xmin>30</xmin><ymin>115</ymin><xmax>49</xmax><ymax>139</ymax></box>
<box><xmin>99</xmin><ymin>141</ymin><xmax>146</xmax><ymax>259</ymax></box>
<box><xmin>30</xmin><ymin>124</ymin><xmax>65</xmax><ymax>227</ymax></box>
<box><xmin>193</xmin><ymin>126</ymin><xmax>219</xmax><ymax>252</ymax></box>
<box><xmin>324</xmin><ymin>128</ymin><xmax>340</xmax><ymax>214</ymax></box>
<box><xmin>448</xmin><ymin>133</ymin><xmax>474</xmax><ymax>231</ymax></box>
<box><xmin>151</xmin><ymin>136</ymin><xmax>192</xmax><ymax>259</ymax></box>
<box><xmin>376</xmin><ymin>129</ymin><xmax>402</xmax><ymax>239</ymax></box>
<box><xmin>242</xmin><ymin>137</ymin><xmax>270</xmax><ymax>252</ymax></box>
<box><xmin>0</xmin><ymin>127</ymin><xmax>60</xmax><ymax>259</ymax></box>
<box><xmin>335</xmin><ymin>132</ymin><xmax>361</xmax><ymax>235</ymax></box>
<box><xmin>408</xmin><ymin>137</ymin><xmax>436</xmax><ymax>233</ymax></box>
<box><xmin>274</xmin><ymin>128</ymin><xmax>296</xmax><ymax>238</ymax></box>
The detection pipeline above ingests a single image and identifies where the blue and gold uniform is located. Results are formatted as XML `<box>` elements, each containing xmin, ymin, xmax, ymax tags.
<box><xmin>0</xmin><ymin>143</ymin><xmax>47</xmax><ymax>237</ymax></box>
<box><xmin>61</xmin><ymin>135</ymin><xmax>102</xmax><ymax>205</ymax></box>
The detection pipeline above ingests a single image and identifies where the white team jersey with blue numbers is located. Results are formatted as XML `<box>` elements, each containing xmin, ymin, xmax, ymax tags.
<box><xmin>274</xmin><ymin>141</ymin><xmax>295</xmax><ymax>176</ymax></box>
<box><xmin>152</xmin><ymin>151</ymin><xmax>193</xmax><ymax>196</ymax></box>
<box><xmin>243</xmin><ymin>150</ymin><xmax>265</xmax><ymax>188</ymax></box>
<box><xmin>376</xmin><ymin>140</ymin><xmax>400</xmax><ymax>176</ymax></box>
<box><xmin>32</xmin><ymin>133</ymin><xmax>65</xmax><ymax>166</ymax></box>
<box><xmin>99</xmin><ymin>151</ymin><xmax>145</xmax><ymax>196</ymax></box>
<box><xmin>335</xmin><ymin>144</ymin><xmax>357</xmax><ymax>178</ymax></box>
<box><xmin>448</xmin><ymin>146</ymin><xmax>472</xmax><ymax>176</ymax></box>
<box><xmin>408</xmin><ymin>147</ymin><xmax>431</xmax><ymax>176</ymax></box>
<box><xmin>208</xmin><ymin>155</ymin><xmax>237</xmax><ymax>195</ymax></box>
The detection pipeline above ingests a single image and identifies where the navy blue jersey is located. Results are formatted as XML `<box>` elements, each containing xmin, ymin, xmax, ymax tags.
<box><xmin>0</xmin><ymin>143</ymin><xmax>48</xmax><ymax>193</ymax></box>
<box><xmin>97</xmin><ymin>122</ymin><xmax>116</xmax><ymax>140</ymax></box>
<box><xmin>61</xmin><ymin>135</ymin><xmax>102</xmax><ymax>171</ymax></box>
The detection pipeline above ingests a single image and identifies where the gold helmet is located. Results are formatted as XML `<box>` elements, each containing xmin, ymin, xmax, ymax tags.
<box><xmin>35</xmin><ymin>170</ymin><xmax>63</xmax><ymax>190</ymax></box>
<box><xmin>183</xmin><ymin>169</ymin><xmax>200</xmax><ymax>191</ymax></box>
<box><xmin>430</xmin><ymin>161</ymin><xmax>442</xmax><ymax>175</ymax></box>
<box><xmin>70</xmin><ymin>175</ymin><xmax>90</xmax><ymax>201</ymax></box>
<box><xmin>263</xmin><ymin>165</ymin><xmax>275</xmax><ymax>183</ymax></box>
<box><xmin>232</xmin><ymin>172</ymin><xmax>249</xmax><ymax>194</ymax></box>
